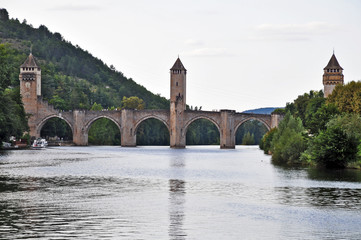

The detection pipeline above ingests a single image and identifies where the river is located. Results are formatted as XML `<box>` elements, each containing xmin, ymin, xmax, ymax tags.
<box><xmin>0</xmin><ymin>146</ymin><xmax>360</xmax><ymax>239</ymax></box>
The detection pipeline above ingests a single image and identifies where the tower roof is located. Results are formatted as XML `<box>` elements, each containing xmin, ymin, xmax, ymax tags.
<box><xmin>20</xmin><ymin>53</ymin><xmax>39</xmax><ymax>68</ymax></box>
<box><xmin>170</xmin><ymin>57</ymin><xmax>186</xmax><ymax>71</ymax></box>
<box><xmin>324</xmin><ymin>53</ymin><xmax>343</xmax><ymax>70</ymax></box>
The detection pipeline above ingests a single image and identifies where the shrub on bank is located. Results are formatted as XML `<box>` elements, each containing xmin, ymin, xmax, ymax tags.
<box><xmin>307</xmin><ymin>125</ymin><xmax>358</xmax><ymax>168</ymax></box>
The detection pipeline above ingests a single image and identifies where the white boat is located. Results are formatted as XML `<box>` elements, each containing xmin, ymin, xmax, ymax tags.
<box><xmin>32</xmin><ymin>138</ymin><xmax>48</xmax><ymax>148</ymax></box>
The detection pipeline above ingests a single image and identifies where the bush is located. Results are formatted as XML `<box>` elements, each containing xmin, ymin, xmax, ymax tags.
<box><xmin>270</xmin><ymin>113</ymin><xmax>308</xmax><ymax>165</ymax></box>
<box><xmin>308</xmin><ymin>125</ymin><xmax>358</xmax><ymax>168</ymax></box>
<box><xmin>260</xmin><ymin>128</ymin><xmax>277</xmax><ymax>154</ymax></box>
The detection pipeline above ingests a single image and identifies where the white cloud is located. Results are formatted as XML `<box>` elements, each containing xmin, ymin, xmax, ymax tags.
<box><xmin>48</xmin><ymin>4</ymin><xmax>101</xmax><ymax>12</ymax></box>
<box><xmin>250</xmin><ymin>22</ymin><xmax>340</xmax><ymax>41</ymax></box>
<box><xmin>184</xmin><ymin>48</ymin><xmax>233</xmax><ymax>57</ymax></box>
<box><xmin>184</xmin><ymin>39</ymin><xmax>205</xmax><ymax>47</ymax></box>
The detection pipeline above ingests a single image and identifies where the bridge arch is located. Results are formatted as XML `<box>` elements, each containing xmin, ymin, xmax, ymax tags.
<box><xmin>36</xmin><ymin>114</ymin><xmax>74</xmax><ymax>137</ymax></box>
<box><xmin>84</xmin><ymin>116</ymin><xmax>122</xmax><ymax>134</ymax></box>
<box><xmin>134</xmin><ymin>115</ymin><xmax>170</xmax><ymax>134</ymax></box>
<box><xmin>183</xmin><ymin>116</ymin><xmax>220</xmax><ymax>138</ymax></box>
<box><xmin>134</xmin><ymin>116</ymin><xmax>170</xmax><ymax>145</ymax></box>
<box><xmin>234</xmin><ymin>117</ymin><xmax>270</xmax><ymax>145</ymax></box>
<box><xmin>234</xmin><ymin>117</ymin><xmax>271</xmax><ymax>133</ymax></box>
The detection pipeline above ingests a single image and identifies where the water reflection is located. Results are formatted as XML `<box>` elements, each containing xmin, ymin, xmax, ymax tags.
<box><xmin>169</xmin><ymin>179</ymin><xmax>186</xmax><ymax>240</ymax></box>
<box><xmin>275</xmin><ymin>186</ymin><xmax>361</xmax><ymax>209</ymax></box>
<box><xmin>169</xmin><ymin>152</ymin><xmax>186</xmax><ymax>240</ymax></box>
<box><xmin>1</xmin><ymin>146</ymin><xmax>361</xmax><ymax>239</ymax></box>
<box><xmin>307</xmin><ymin>168</ymin><xmax>361</xmax><ymax>182</ymax></box>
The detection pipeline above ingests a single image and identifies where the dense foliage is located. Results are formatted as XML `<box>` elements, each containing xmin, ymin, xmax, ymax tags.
<box><xmin>186</xmin><ymin>119</ymin><xmax>220</xmax><ymax>145</ymax></box>
<box><xmin>235</xmin><ymin>120</ymin><xmax>268</xmax><ymax>145</ymax></box>
<box><xmin>40</xmin><ymin>118</ymin><xmax>72</xmax><ymax>141</ymax></box>
<box><xmin>137</xmin><ymin>119</ymin><xmax>169</xmax><ymax>145</ymax></box>
<box><xmin>261</xmin><ymin>85</ymin><xmax>361</xmax><ymax>169</ymax></box>
<box><xmin>327</xmin><ymin>81</ymin><xmax>361</xmax><ymax>114</ymax></box>
<box><xmin>270</xmin><ymin>113</ymin><xmax>307</xmax><ymax>165</ymax></box>
<box><xmin>0</xmin><ymin>44</ymin><xmax>28</xmax><ymax>146</ymax></box>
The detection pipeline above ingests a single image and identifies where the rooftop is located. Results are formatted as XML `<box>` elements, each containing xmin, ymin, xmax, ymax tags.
<box><xmin>170</xmin><ymin>57</ymin><xmax>186</xmax><ymax>71</ymax></box>
<box><xmin>324</xmin><ymin>53</ymin><xmax>343</xmax><ymax>70</ymax></box>
<box><xmin>20</xmin><ymin>53</ymin><xmax>40</xmax><ymax>68</ymax></box>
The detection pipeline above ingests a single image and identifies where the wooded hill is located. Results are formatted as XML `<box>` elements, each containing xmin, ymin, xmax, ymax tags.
<box><xmin>0</xmin><ymin>9</ymin><xmax>168</xmax><ymax>110</ymax></box>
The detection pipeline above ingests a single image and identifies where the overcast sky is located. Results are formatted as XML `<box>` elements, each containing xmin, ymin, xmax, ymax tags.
<box><xmin>3</xmin><ymin>0</ymin><xmax>361</xmax><ymax>111</ymax></box>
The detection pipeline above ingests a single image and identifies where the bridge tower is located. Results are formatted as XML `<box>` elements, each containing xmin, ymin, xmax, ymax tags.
<box><xmin>19</xmin><ymin>53</ymin><xmax>41</xmax><ymax>137</ymax></box>
<box><xmin>323</xmin><ymin>53</ymin><xmax>344</xmax><ymax>97</ymax></box>
<box><xmin>170</xmin><ymin>58</ymin><xmax>187</xmax><ymax>148</ymax></box>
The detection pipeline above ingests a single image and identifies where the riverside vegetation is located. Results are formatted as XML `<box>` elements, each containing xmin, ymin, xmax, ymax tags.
<box><xmin>260</xmin><ymin>83</ymin><xmax>361</xmax><ymax>169</ymax></box>
<box><xmin>0</xmin><ymin>9</ymin><xmax>265</xmax><ymax>147</ymax></box>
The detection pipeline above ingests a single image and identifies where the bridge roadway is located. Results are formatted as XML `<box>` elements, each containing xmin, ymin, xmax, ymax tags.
<box><xmin>30</xmin><ymin>98</ymin><xmax>282</xmax><ymax>148</ymax></box>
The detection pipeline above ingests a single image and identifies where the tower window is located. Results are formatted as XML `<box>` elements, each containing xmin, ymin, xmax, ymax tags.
<box><xmin>176</xmin><ymin>82</ymin><xmax>178</xmax><ymax>86</ymax></box>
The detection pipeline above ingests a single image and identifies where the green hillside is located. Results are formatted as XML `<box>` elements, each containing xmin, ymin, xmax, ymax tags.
<box><xmin>0</xmin><ymin>9</ymin><xmax>168</xmax><ymax>110</ymax></box>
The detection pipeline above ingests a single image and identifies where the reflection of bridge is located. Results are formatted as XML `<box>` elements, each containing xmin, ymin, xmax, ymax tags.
<box><xmin>20</xmin><ymin>55</ymin><xmax>282</xmax><ymax>148</ymax></box>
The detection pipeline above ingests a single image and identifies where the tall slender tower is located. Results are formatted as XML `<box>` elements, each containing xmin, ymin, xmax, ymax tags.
<box><xmin>323</xmin><ymin>53</ymin><xmax>344</xmax><ymax>97</ymax></box>
<box><xmin>170</xmin><ymin>58</ymin><xmax>187</xmax><ymax>148</ymax></box>
<box><xmin>19</xmin><ymin>53</ymin><xmax>41</xmax><ymax>135</ymax></box>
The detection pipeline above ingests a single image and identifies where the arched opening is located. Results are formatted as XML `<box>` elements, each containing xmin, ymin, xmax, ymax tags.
<box><xmin>136</xmin><ymin>118</ymin><xmax>169</xmax><ymax>145</ymax></box>
<box><xmin>186</xmin><ymin>118</ymin><xmax>220</xmax><ymax>145</ymax></box>
<box><xmin>88</xmin><ymin>118</ymin><xmax>121</xmax><ymax>145</ymax></box>
<box><xmin>40</xmin><ymin>117</ymin><xmax>73</xmax><ymax>144</ymax></box>
<box><xmin>235</xmin><ymin>119</ymin><xmax>268</xmax><ymax>145</ymax></box>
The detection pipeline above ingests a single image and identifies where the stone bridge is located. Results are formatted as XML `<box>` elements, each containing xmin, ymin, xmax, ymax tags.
<box><xmin>29</xmin><ymin>98</ymin><xmax>281</xmax><ymax>148</ymax></box>
<box><xmin>20</xmin><ymin>54</ymin><xmax>282</xmax><ymax>148</ymax></box>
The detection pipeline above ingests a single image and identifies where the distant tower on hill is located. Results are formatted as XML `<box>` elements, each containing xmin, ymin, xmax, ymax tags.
<box><xmin>323</xmin><ymin>53</ymin><xmax>344</xmax><ymax>97</ymax></box>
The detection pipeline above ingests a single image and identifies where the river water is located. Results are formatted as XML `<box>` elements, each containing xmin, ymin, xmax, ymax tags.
<box><xmin>0</xmin><ymin>146</ymin><xmax>360</xmax><ymax>239</ymax></box>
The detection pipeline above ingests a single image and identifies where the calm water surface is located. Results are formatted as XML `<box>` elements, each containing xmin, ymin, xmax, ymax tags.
<box><xmin>0</xmin><ymin>146</ymin><xmax>361</xmax><ymax>239</ymax></box>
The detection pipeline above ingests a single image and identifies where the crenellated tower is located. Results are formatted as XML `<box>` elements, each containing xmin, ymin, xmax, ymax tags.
<box><xmin>170</xmin><ymin>58</ymin><xmax>187</xmax><ymax>148</ymax></box>
<box><xmin>19</xmin><ymin>53</ymin><xmax>41</xmax><ymax>136</ymax></box>
<box><xmin>323</xmin><ymin>53</ymin><xmax>344</xmax><ymax>97</ymax></box>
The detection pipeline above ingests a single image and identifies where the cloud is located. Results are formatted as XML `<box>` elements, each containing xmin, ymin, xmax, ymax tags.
<box><xmin>184</xmin><ymin>39</ymin><xmax>205</xmax><ymax>47</ymax></box>
<box><xmin>48</xmin><ymin>4</ymin><xmax>100</xmax><ymax>12</ymax></box>
<box><xmin>250</xmin><ymin>22</ymin><xmax>339</xmax><ymax>41</ymax></box>
<box><xmin>183</xmin><ymin>48</ymin><xmax>233</xmax><ymax>57</ymax></box>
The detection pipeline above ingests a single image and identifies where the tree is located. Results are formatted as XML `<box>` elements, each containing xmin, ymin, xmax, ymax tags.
<box><xmin>0</xmin><ymin>9</ymin><xmax>9</xmax><ymax>21</ymax></box>
<box><xmin>136</xmin><ymin>119</ymin><xmax>169</xmax><ymax>145</ymax></box>
<box><xmin>121</xmin><ymin>96</ymin><xmax>145</xmax><ymax>110</ymax></box>
<box><xmin>286</xmin><ymin>90</ymin><xmax>324</xmax><ymax>125</ymax></box>
<box><xmin>88</xmin><ymin>118</ymin><xmax>121</xmax><ymax>145</ymax></box>
<box><xmin>186</xmin><ymin>119</ymin><xmax>220</xmax><ymax>145</ymax></box>
<box><xmin>0</xmin><ymin>44</ymin><xmax>12</xmax><ymax>90</ymax></box>
<box><xmin>236</xmin><ymin>120</ymin><xmax>268</xmax><ymax>145</ymax></box>
<box><xmin>305</xmin><ymin>103</ymin><xmax>340</xmax><ymax>135</ymax></box>
<box><xmin>259</xmin><ymin>128</ymin><xmax>278</xmax><ymax>154</ymax></box>
<box><xmin>242</xmin><ymin>132</ymin><xmax>255</xmax><ymax>145</ymax></box>
<box><xmin>91</xmin><ymin>102</ymin><xmax>103</xmax><ymax>111</ymax></box>
<box><xmin>40</xmin><ymin>118</ymin><xmax>72</xmax><ymax>140</ymax></box>
<box><xmin>308</xmin><ymin>125</ymin><xmax>358</xmax><ymax>168</ymax></box>
<box><xmin>0</xmin><ymin>44</ymin><xmax>28</xmax><ymax>144</ymax></box>
<box><xmin>327</xmin><ymin>81</ymin><xmax>361</xmax><ymax>114</ymax></box>
<box><xmin>326</xmin><ymin>113</ymin><xmax>361</xmax><ymax>140</ymax></box>
<box><xmin>0</xmin><ymin>88</ymin><xmax>29</xmax><ymax>144</ymax></box>
<box><xmin>270</xmin><ymin>113</ymin><xmax>308</xmax><ymax>165</ymax></box>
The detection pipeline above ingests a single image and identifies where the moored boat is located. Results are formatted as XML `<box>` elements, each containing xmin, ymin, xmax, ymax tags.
<box><xmin>32</xmin><ymin>138</ymin><xmax>48</xmax><ymax>148</ymax></box>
